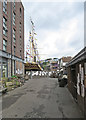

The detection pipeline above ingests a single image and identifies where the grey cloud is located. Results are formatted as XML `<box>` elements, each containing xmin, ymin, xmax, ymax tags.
<box><xmin>23</xmin><ymin>2</ymin><xmax>84</xmax><ymax>30</ymax></box>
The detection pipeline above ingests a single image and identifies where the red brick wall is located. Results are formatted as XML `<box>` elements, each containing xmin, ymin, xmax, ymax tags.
<box><xmin>0</xmin><ymin>2</ymin><xmax>2</xmax><ymax>50</ymax></box>
<box><xmin>2</xmin><ymin>2</ymin><xmax>24</xmax><ymax>60</ymax></box>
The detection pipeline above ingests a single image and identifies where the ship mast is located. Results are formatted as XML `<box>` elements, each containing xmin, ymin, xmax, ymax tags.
<box><xmin>26</xmin><ymin>17</ymin><xmax>40</xmax><ymax>63</ymax></box>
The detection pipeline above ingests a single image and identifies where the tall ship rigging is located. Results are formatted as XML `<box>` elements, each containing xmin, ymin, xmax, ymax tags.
<box><xmin>25</xmin><ymin>18</ymin><xmax>40</xmax><ymax>63</ymax></box>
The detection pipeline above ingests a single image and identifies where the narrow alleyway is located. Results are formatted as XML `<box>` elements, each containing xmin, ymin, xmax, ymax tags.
<box><xmin>2</xmin><ymin>78</ymin><xmax>84</xmax><ymax>118</ymax></box>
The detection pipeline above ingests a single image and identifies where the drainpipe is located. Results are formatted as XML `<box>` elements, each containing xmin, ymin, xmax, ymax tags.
<box><xmin>11</xmin><ymin>1</ymin><xmax>13</xmax><ymax>76</ymax></box>
<box><xmin>1</xmin><ymin>57</ymin><xmax>3</xmax><ymax>78</ymax></box>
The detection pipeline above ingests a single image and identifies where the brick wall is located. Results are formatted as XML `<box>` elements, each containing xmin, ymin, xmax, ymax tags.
<box><xmin>16</xmin><ymin>60</ymin><xmax>24</xmax><ymax>75</ymax></box>
<box><xmin>14</xmin><ymin>2</ymin><xmax>24</xmax><ymax>60</ymax></box>
<box><xmin>2</xmin><ymin>2</ymin><xmax>24</xmax><ymax>60</ymax></box>
<box><xmin>0</xmin><ymin>2</ymin><xmax>2</xmax><ymax>50</ymax></box>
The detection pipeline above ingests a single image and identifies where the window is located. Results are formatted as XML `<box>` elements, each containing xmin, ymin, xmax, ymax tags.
<box><xmin>3</xmin><ymin>39</ymin><xmax>7</xmax><ymax>51</ymax></box>
<box><xmin>13</xmin><ymin>0</ymin><xmax>15</xmax><ymax>9</ymax></box>
<box><xmin>3</xmin><ymin>29</ymin><xmax>7</xmax><ymax>36</ymax></box>
<box><xmin>2</xmin><ymin>62</ymin><xmax>7</xmax><ymax>77</ymax></box>
<box><xmin>20</xmin><ymin>50</ymin><xmax>22</xmax><ymax>57</ymax></box>
<box><xmin>3</xmin><ymin>17</ymin><xmax>7</xmax><ymax>28</ymax></box>
<box><xmin>13</xmin><ymin>12</ymin><xmax>16</xmax><ymax>25</ymax></box>
<box><xmin>20</xmin><ymin>8</ymin><xmax>22</xmax><ymax>17</ymax></box>
<box><xmin>20</xmin><ymin>36</ymin><xmax>21</xmax><ymax>45</ymax></box>
<box><xmin>14</xmin><ymin>46</ymin><xmax>16</xmax><ymax>55</ymax></box>
<box><xmin>13</xmin><ymin>29</ymin><xmax>16</xmax><ymax>43</ymax></box>
<box><xmin>19</xmin><ymin>22</ymin><xmax>21</xmax><ymax>34</ymax></box>
<box><xmin>3</xmin><ymin>17</ymin><xmax>7</xmax><ymax>36</ymax></box>
<box><xmin>3</xmin><ymin>0</ymin><xmax>7</xmax><ymax>14</ymax></box>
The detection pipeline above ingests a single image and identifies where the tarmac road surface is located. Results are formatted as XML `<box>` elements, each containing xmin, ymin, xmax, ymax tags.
<box><xmin>2</xmin><ymin>77</ymin><xmax>84</xmax><ymax>118</ymax></box>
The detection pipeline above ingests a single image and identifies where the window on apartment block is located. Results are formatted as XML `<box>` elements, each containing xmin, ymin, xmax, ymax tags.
<box><xmin>13</xmin><ymin>0</ymin><xmax>15</xmax><ymax>9</ymax></box>
<box><xmin>13</xmin><ymin>12</ymin><xmax>16</xmax><ymax>25</ymax></box>
<box><xmin>3</xmin><ymin>17</ymin><xmax>7</xmax><ymax>36</ymax></box>
<box><xmin>14</xmin><ymin>46</ymin><xmax>16</xmax><ymax>55</ymax></box>
<box><xmin>13</xmin><ymin>29</ymin><xmax>16</xmax><ymax>43</ymax></box>
<box><xmin>20</xmin><ymin>8</ymin><xmax>22</xmax><ymax>17</ymax></box>
<box><xmin>19</xmin><ymin>22</ymin><xmax>21</xmax><ymax>34</ymax></box>
<box><xmin>20</xmin><ymin>50</ymin><xmax>22</xmax><ymax>57</ymax></box>
<box><xmin>3</xmin><ymin>0</ymin><xmax>7</xmax><ymax>14</ymax></box>
<box><xmin>3</xmin><ymin>39</ymin><xmax>7</xmax><ymax>51</ymax></box>
<box><xmin>20</xmin><ymin>36</ymin><xmax>21</xmax><ymax>45</ymax></box>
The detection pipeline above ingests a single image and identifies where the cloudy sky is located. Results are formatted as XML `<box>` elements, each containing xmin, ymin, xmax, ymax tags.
<box><xmin>22</xmin><ymin>0</ymin><xmax>84</xmax><ymax>60</ymax></box>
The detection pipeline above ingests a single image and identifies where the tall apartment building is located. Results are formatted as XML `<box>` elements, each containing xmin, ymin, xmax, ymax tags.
<box><xmin>0</xmin><ymin>0</ymin><xmax>24</xmax><ymax>78</ymax></box>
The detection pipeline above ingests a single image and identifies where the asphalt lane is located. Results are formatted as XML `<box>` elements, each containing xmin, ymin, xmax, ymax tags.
<box><xmin>2</xmin><ymin>77</ymin><xmax>84</xmax><ymax>118</ymax></box>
